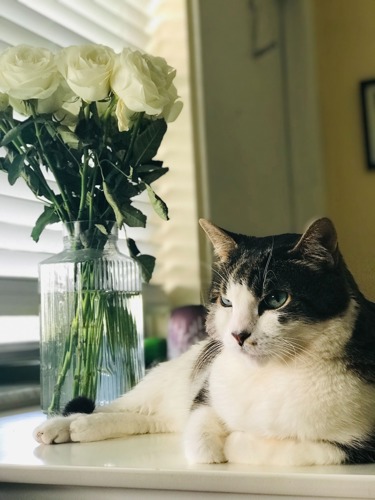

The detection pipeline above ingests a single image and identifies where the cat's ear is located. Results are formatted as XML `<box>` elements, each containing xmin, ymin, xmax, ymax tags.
<box><xmin>199</xmin><ymin>219</ymin><xmax>237</xmax><ymax>261</ymax></box>
<box><xmin>291</xmin><ymin>217</ymin><xmax>339</xmax><ymax>265</ymax></box>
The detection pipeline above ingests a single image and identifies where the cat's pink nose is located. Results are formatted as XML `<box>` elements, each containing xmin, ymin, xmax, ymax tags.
<box><xmin>231</xmin><ymin>331</ymin><xmax>251</xmax><ymax>347</ymax></box>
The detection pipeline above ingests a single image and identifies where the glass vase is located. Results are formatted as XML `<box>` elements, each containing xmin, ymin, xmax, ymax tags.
<box><xmin>39</xmin><ymin>221</ymin><xmax>145</xmax><ymax>415</ymax></box>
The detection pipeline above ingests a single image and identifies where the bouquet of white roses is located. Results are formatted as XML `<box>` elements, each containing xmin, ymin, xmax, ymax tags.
<box><xmin>0</xmin><ymin>44</ymin><xmax>182</xmax><ymax>280</ymax></box>
<box><xmin>0</xmin><ymin>44</ymin><xmax>183</xmax><ymax>413</ymax></box>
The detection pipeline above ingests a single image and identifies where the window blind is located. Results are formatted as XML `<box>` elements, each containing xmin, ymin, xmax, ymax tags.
<box><xmin>145</xmin><ymin>0</ymin><xmax>201</xmax><ymax>307</ymax></box>
<box><xmin>0</xmin><ymin>0</ymin><xmax>200</xmax><ymax>344</ymax></box>
<box><xmin>0</xmin><ymin>0</ymin><xmax>157</xmax><ymax>340</ymax></box>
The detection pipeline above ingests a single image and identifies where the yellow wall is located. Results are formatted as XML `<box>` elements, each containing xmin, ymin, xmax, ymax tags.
<box><xmin>313</xmin><ymin>0</ymin><xmax>375</xmax><ymax>299</ymax></box>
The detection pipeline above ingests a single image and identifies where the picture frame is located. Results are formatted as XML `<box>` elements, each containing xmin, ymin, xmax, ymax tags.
<box><xmin>360</xmin><ymin>79</ymin><xmax>375</xmax><ymax>170</ymax></box>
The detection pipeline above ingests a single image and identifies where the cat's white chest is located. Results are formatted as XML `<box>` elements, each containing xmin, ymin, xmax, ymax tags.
<box><xmin>209</xmin><ymin>350</ymin><xmax>303</xmax><ymax>437</ymax></box>
<box><xmin>208</xmin><ymin>349</ymin><xmax>375</xmax><ymax>442</ymax></box>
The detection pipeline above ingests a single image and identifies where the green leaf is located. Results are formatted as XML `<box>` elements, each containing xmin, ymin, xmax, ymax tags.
<box><xmin>95</xmin><ymin>224</ymin><xmax>109</xmax><ymax>236</ymax></box>
<box><xmin>0</xmin><ymin>157</ymin><xmax>9</xmax><ymax>173</ymax></box>
<box><xmin>139</xmin><ymin>167</ymin><xmax>168</xmax><ymax>185</ymax></box>
<box><xmin>57</xmin><ymin>126</ymin><xmax>80</xmax><ymax>149</ymax></box>
<box><xmin>75</xmin><ymin>116</ymin><xmax>101</xmax><ymax>147</ymax></box>
<box><xmin>111</xmin><ymin>129</ymin><xmax>132</xmax><ymax>151</ymax></box>
<box><xmin>103</xmin><ymin>181</ymin><xmax>125</xmax><ymax>226</ymax></box>
<box><xmin>103</xmin><ymin>182</ymin><xmax>147</xmax><ymax>228</ymax></box>
<box><xmin>23</xmin><ymin>169</ymin><xmax>49</xmax><ymax>200</ymax></box>
<box><xmin>136</xmin><ymin>254</ymin><xmax>156</xmax><ymax>283</ymax></box>
<box><xmin>31</xmin><ymin>205</ymin><xmax>60</xmax><ymax>242</ymax></box>
<box><xmin>135</xmin><ymin>161</ymin><xmax>163</xmax><ymax>173</ymax></box>
<box><xmin>103</xmin><ymin>168</ymin><xmax>143</xmax><ymax>199</ymax></box>
<box><xmin>127</xmin><ymin>237</ymin><xmax>140</xmax><ymax>257</ymax></box>
<box><xmin>121</xmin><ymin>202</ymin><xmax>147</xmax><ymax>227</ymax></box>
<box><xmin>1</xmin><ymin>117</ymin><xmax>43</xmax><ymax>146</ymax></box>
<box><xmin>145</xmin><ymin>184</ymin><xmax>169</xmax><ymax>221</ymax></box>
<box><xmin>132</xmin><ymin>119</ymin><xmax>167</xmax><ymax>166</ymax></box>
<box><xmin>127</xmin><ymin>238</ymin><xmax>155</xmax><ymax>281</ymax></box>
<box><xmin>44</xmin><ymin>122</ymin><xmax>57</xmax><ymax>139</ymax></box>
<box><xmin>8</xmin><ymin>154</ymin><xmax>26</xmax><ymax>185</ymax></box>
<box><xmin>1</xmin><ymin>125</ymin><xmax>24</xmax><ymax>146</ymax></box>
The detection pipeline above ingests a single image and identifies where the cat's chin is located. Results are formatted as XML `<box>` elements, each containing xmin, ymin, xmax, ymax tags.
<box><xmin>229</xmin><ymin>343</ymin><xmax>272</xmax><ymax>365</ymax></box>
<box><xmin>242</xmin><ymin>351</ymin><xmax>272</xmax><ymax>365</ymax></box>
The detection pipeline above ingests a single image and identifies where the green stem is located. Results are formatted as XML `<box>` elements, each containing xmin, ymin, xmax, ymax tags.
<box><xmin>77</xmin><ymin>103</ymin><xmax>93</xmax><ymax>221</ymax></box>
<box><xmin>123</xmin><ymin>112</ymin><xmax>144</xmax><ymax>172</ymax></box>
<box><xmin>48</xmin><ymin>320</ymin><xmax>78</xmax><ymax>413</ymax></box>
<box><xmin>72</xmin><ymin>287</ymin><xmax>91</xmax><ymax>397</ymax></box>
<box><xmin>101</xmin><ymin>113</ymin><xmax>144</xmax><ymax>221</ymax></box>
<box><xmin>77</xmin><ymin>149</ymin><xmax>89</xmax><ymax>221</ymax></box>
<box><xmin>29</xmin><ymin>162</ymin><xmax>69</xmax><ymax>221</ymax></box>
<box><xmin>46</xmin><ymin>252</ymin><xmax>143</xmax><ymax>414</ymax></box>
<box><xmin>102</xmin><ymin>96</ymin><xmax>116</xmax><ymax>146</ymax></box>
<box><xmin>30</xmin><ymin>107</ymin><xmax>74</xmax><ymax>220</ymax></box>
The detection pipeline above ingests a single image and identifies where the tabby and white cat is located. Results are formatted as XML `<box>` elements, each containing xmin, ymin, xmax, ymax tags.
<box><xmin>33</xmin><ymin>218</ymin><xmax>375</xmax><ymax>466</ymax></box>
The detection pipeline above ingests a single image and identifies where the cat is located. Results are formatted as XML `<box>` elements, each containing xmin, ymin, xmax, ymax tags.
<box><xmin>33</xmin><ymin>217</ymin><xmax>375</xmax><ymax>466</ymax></box>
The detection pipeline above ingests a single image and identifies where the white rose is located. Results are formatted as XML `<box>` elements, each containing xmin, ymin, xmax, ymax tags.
<box><xmin>54</xmin><ymin>97</ymin><xmax>81</xmax><ymax>128</ymax></box>
<box><xmin>143</xmin><ymin>53</ymin><xmax>183</xmax><ymax>122</ymax></box>
<box><xmin>0</xmin><ymin>45</ymin><xmax>61</xmax><ymax>100</ymax></box>
<box><xmin>56</xmin><ymin>45</ymin><xmax>115</xmax><ymax>102</ymax></box>
<box><xmin>111</xmin><ymin>49</ymin><xmax>182</xmax><ymax>122</ymax></box>
<box><xmin>41</xmin><ymin>80</ymin><xmax>75</xmax><ymax>114</ymax></box>
<box><xmin>115</xmin><ymin>99</ymin><xmax>137</xmax><ymax>131</ymax></box>
<box><xmin>9</xmin><ymin>80</ymin><xmax>74</xmax><ymax>116</ymax></box>
<box><xmin>0</xmin><ymin>93</ymin><xmax>9</xmax><ymax>112</ymax></box>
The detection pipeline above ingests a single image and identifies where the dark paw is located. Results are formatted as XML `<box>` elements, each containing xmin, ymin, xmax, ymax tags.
<box><xmin>63</xmin><ymin>396</ymin><xmax>96</xmax><ymax>416</ymax></box>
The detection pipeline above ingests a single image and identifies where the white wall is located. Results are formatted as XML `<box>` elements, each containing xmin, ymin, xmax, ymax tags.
<box><xmin>188</xmin><ymin>0</ymin><xmax>325</xmax><ymax>288</ymax></box>
<box><xmin>191</xmin><ymin>0</ymin><xmax>293</xmax><ymax>235</ymax></box>
<box><xmin>312</xmin><ymin>0</ymin><xmax>375</xmax><ymax>300</ymax></box>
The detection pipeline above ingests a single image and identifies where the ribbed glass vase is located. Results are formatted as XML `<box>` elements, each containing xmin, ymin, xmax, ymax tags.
<box><xmin>39</xmin><ymin>221</ymin><xmax>145</xmax><ymax>415</ymax></box>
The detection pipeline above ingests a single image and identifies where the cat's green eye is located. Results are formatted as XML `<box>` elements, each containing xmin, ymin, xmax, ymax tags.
<box><xmin>220</xmin><ymin>296</ymin><xmax>232</xmax><ymax>307</ymax></box>
<box><xmin>263</xmin><ymin>290</ymin><xmax>289</xmax><ymax>310</ymax></box>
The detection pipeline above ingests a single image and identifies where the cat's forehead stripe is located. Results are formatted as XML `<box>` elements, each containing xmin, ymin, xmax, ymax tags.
<box><xmin>227</xmin><ymin>249</ymin><xmax>272</xmax><ymax>296</ymax></box>
<box><xmin>231</xmin><ymin>252</ymin><xmax>249</xmax><ymax>284</ymax></box>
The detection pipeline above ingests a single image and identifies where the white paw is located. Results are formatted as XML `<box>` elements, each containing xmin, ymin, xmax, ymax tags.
<box><xmin>184</xmin><ymin>406</ymin><xmax>228</xmax><ymax>464</ymax></box>
<box><xmin>70</xmin><ymin>414</ymin><xmax>108</xmax><ymax>442</ymax></box>
<box><xmin>185</xmin><ymin>434</ymin><xmax>227</xmax><ymax>464</ymax></box>
<box><xmin>33</xmin><ymin>417</ymin><xmax>72</xmax><ymax>445</ymax></box>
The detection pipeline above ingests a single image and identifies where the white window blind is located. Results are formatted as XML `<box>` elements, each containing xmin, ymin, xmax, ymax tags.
<box><xmin>145</xmin><ymin>0</ymin><xmax>201</xmax><ymax>307</ymax></box>
<box><xmin>0</xmin><ymin>0</ymin><xmax>200</xmax><ymax>345</ymax></box>
<box><xmin>0</xmin><ymin>0</ymin><xmax>158</xmax><ymax>343</ymax></box>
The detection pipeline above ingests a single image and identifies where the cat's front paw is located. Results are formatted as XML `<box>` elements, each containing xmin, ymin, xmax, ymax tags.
<box><xmin>184</xmin><ymin>433</ymin><xmax>227</xmax><ymax>464</ymax></box>
<box><xmin>70</xmin><ymin>413</ymin><xmax>109</xmax><ymax>442</ymax></box>
<box><xmin>33</xmin><ymin>417</ymin><xmax>72</xmax><ymax>445</ymax></box>
<box><xmin>184</xmin><ymin>406</ymin><xmax>228</xmax><ymax>464</ymax></box>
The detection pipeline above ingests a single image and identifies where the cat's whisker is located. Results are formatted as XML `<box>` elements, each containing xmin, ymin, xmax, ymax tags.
<box><xmin>271</xmin><ymin>343</ymin><xmax>297</xmax><ymax>366</ymax></box>
<box><xmin>211</xmin><ymin>266</ymin><xmax>230</xmax><ymax>284</ymax></box>
<box><xmin>266</xmin><ymin>336</ymin><xmax>307</xmax><ymax>367</ymax></box>
<box><xmin>269</xmin><ymin>348</ymin><xmax>292</xmax><ymax>367</ymax></box>
<box><xmin>299</xmin><ymin>345</ymin><xmax>328</xmax><ymax>366</ymax></box>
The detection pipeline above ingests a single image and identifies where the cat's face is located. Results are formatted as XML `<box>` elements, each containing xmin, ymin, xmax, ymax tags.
<box><xmin>201</xmin><ymin>218</ymin><xmax>357</xmax><ymax>363</ymax></box>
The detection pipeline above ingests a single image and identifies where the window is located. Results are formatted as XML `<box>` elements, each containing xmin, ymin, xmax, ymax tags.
<box><xmin>0</xmin><ymin>0</ymin><xmax>200</xmax><ymax>354</ymax></box>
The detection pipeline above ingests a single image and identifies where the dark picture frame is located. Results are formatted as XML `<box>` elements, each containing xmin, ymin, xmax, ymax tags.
<box><xmin>360</xmin><ymin>79</ymin><xmax>375</xmax><ymax>170</ymax></box>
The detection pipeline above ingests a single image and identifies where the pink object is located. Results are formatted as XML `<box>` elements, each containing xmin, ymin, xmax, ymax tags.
<box><xmin>167</xmin><ymin>305</ymin><xmax>207</xmax><ymax>359</ymax></box>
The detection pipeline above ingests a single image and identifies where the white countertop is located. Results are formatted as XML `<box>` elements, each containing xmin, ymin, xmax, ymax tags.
<box><xmin>1</xmin><ymin>409</ymin><xmax>375</xmax><ymax>499</ymax></box>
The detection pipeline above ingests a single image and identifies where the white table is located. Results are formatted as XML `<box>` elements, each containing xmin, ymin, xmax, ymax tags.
<box><xmin>1</xmin><ymin>408</ymin><xmax>375</xmax><ymax>499</ymax></box>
